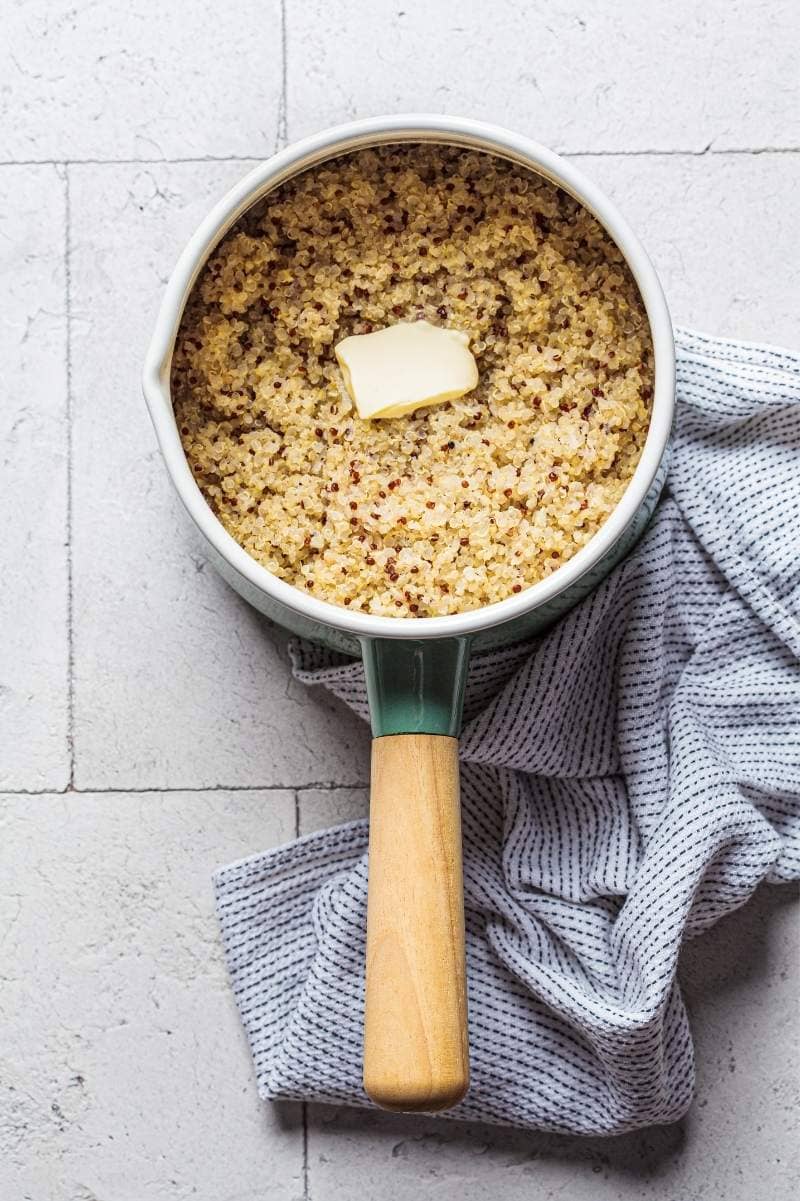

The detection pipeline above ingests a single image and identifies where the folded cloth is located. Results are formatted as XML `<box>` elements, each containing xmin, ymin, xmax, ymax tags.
<box><xmin>213</xmin><ymin>329</ymin><xmax>800</xmax><ymax>1135</ymax></box>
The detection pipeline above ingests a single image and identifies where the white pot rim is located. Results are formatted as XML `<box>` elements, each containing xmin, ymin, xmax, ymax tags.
<box><xmin>143</xmin><ymin>114</ymin><xmax>675</xmax><ymax>641</ymax></box>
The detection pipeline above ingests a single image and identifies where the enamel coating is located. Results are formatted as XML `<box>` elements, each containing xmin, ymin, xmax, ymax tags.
<box><xmin>143</xmin><ymin>116</ymin><xmax>675</xmax><ymax>738</ymax></box>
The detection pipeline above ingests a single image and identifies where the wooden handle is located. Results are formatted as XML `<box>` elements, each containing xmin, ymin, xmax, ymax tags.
<box><xmin>363</xmin><ymin>733</ymin><xmax>469</xmax><ymax>1112</ymax></box>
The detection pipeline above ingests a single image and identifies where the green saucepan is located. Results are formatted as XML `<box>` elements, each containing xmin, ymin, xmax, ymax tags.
<box><xmin>143</xmin><ymin>115</ymin><xmax>675</xmax><ymax>1115</ymax></box>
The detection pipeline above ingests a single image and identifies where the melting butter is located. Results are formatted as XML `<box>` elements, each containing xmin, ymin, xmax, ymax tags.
<box><xmin>335</xmin><ymin>320</ymin><xmax>478</xmax><ymax>419</ymax></box>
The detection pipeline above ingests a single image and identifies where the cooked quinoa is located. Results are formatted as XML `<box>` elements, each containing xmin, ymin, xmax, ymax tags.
<box><xmin>172</xmin><ymin>145</ymin><xmax>653</xmax><ymax>617</ymax></box>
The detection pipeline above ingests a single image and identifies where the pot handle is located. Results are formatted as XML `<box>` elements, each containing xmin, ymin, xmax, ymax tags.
<box><xmin>360</xmin><ymin>638</ymin><xmax>470</xmax><ymax>1112</ymax></box>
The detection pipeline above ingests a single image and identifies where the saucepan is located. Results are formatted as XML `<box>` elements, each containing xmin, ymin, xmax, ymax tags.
<box><xmin>143</xmin><ymin>114</ymin><xmax>674</xmax><ymax>1114</ymax></box>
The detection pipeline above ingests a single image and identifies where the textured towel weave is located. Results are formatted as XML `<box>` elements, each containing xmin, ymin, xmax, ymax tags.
<box><xmin>214</xmin><ymin>329</ymin><xmax>800</xmax><ymax>1134</ymax></box>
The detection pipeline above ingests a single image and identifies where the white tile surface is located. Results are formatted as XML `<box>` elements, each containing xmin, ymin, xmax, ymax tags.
<box><xmin>0</xmin><ymin>790</ymin><xmax>302</xmax><ymax>1201</ymax></box>
<box><xmin>287</xmin><ymin>0</ymin><xmax>800</xmax><ymax>154</ymax></box>
<box><xmin>1</xmin><ymin>0</ymin><xmax>283</xmax><ymax>161</ymax></box>
<box><xmin>69</xmin><ymin>161</ymin><xmax>371</xmax><ymax>789</ymax></box>
<box><xmin>298</xmin><ymin>786</ymin><xmax>368</xmax><ymax>835</ymax></box>
<box><xmin>2</xmin><ymin>2</ymin><xmax>799</xmax><ymax>1198</ymax></box>
<box><xmin>571</xmin><ymin>152</ymin><xmax>800</xmax><ymax>347</ymax></box>
<box><xmin>0</xmin><ymin>165</ymin><xmax>69</xmax><ymax>790</ymax></box>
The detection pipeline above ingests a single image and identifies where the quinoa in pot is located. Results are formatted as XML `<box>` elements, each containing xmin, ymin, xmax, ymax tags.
<box><xmin>172</xmin><ymin>145</ymin><xmax>653</xmax><ymax>617</ymax></box>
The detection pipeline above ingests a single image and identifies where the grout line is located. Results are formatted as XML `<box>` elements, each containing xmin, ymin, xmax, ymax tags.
<box><xmin>0</xmin><ymin>155</ymin><xmax>264</xmax><ymax>167</ymax></box>
<box><xmin>0</xmin><ymin>147</ymin><xmax>798</xmax><ymax>169</ymax></box>
<box><xmin>64</xmin><ymin>165</ymin><xmax>75</xmax><ymax>789</ymax></box>
<box><xmin>2</xmin><ymin>782</ymin><xmax>370</xmax><ymax>797</ymax></box>
<box><xmin>574</xmin><ymin>145</ymin><xmax>800</xmax><ymax>158</ymax></box>
<box><xmin>275</xmin><ymin>0</ymin><xmax>289</xmax><ymax>152</ymax></box>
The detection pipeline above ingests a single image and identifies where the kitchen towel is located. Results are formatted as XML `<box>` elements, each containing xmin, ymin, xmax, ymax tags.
<box><xmin>213</xmin><ymin>328</ymin><xmax>800</xmax><ymax>1134</ymax></box>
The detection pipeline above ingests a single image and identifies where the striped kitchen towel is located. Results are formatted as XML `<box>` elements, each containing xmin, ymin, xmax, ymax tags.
<box><xmin>213</xmin><ymin>328</ymin><xmax>800</xmax><ymax>1134</ymax></box>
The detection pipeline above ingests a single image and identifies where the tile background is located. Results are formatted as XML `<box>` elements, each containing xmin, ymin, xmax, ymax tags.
<box><xmin>0</xmin><ymin>2</ymin><xmax>797</xmax><ymax>1197</ymax></box>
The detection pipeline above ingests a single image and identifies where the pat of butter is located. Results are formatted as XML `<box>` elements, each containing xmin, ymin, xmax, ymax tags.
<box><xmin>335</xmin><ymin>320</ymin><xmax>479</xmax><ymax>419</ymax></box>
